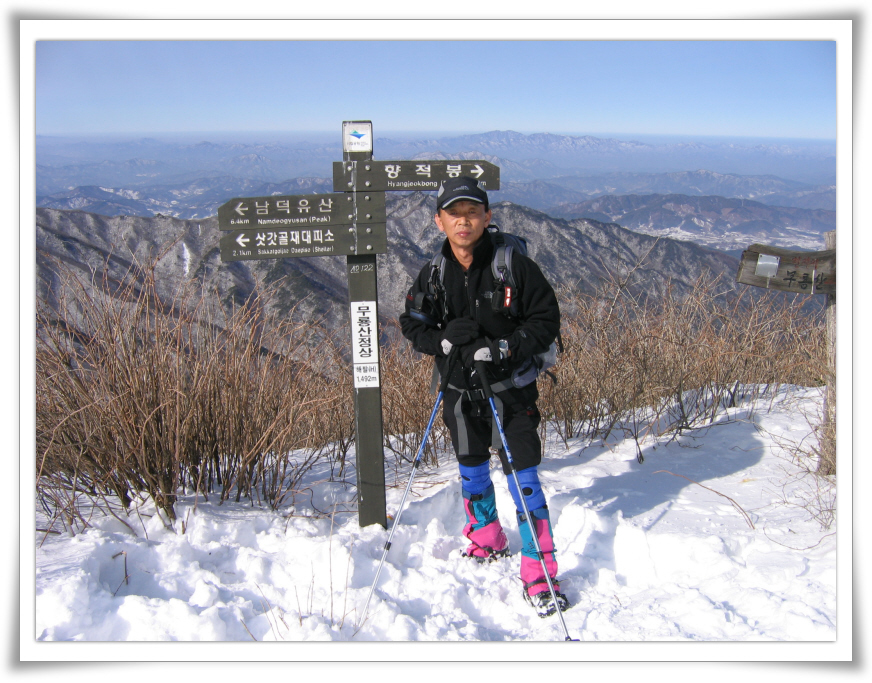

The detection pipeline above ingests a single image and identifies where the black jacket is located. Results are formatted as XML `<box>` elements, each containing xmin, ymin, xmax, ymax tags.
<box><xmin>399</xmin><ymin>233</ymin><xmax>561</xmax><ymax>393</ymax></box>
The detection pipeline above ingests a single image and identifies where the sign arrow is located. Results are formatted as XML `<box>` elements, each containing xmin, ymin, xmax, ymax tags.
<box><xmin>333</xmin><ymin>159</ymin><xmax>499</xmax><ymax>192</ymax></box>
<box><xmin>219</xmin><ymin>223</ymin><xmax>387</xmax><ymax>262</ymax></box>
<box><xmin>217</xmin><ymin>192</ymin><xmax>386</xmax><ymax>231</ymax></box>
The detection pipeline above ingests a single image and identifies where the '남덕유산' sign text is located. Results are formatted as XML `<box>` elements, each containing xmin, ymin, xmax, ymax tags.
<box><xmin>217</xmin><ymin>192</ymin><xmax>385</xmax><ymax>231</ymax></box>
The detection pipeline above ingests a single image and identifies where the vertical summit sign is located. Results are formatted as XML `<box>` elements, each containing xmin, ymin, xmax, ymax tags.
<box><xmin>218</xmin><ymin>121</ymin><xmax>500</xmax><ymax>528</ymax></box>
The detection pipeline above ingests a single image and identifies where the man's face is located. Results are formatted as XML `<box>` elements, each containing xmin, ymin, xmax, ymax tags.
<box><xmin>435</xmin><ymin>200</ymin><xmax>492</xmax><ymax>251</ymax></box>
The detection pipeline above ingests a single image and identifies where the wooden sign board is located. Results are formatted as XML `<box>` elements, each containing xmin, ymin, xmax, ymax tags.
<box><xmin>219</xmin><ymin>223</ymin><xmax>387</xmax><ymax>261</ymax></box>
<box><xmin>736</xmin><ymin>243</ymin><xmax>835</xmax><ymax>295</ymax></box>
<box><xmin>217</xmin><ymin>192</ymin><xmax>385</xmax><ymax>231</ymax></box>
<box><xmin>333</xmin><ymin>159</ymin><xmax>500</xmax><ymax>192</ymax></box>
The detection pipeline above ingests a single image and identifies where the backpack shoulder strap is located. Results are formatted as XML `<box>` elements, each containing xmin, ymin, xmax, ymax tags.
<box><xmin>428</xmin><ymin>250</ymin><xmax>446</xmax><ymax>294</ymax></box>
<box><xmin>492</xmin><ymin>242</ymin><xmax>517</xmax><ymax>289</ymax></box>
<box><xmin>418</xmin><ymin>250</ymin><xmax>448</xmax><ymax>324</ymax></box>
<box><xmin>488</xmin><ymin>226</ymin><xmax>524</xmax><ymax>290</ymax></box>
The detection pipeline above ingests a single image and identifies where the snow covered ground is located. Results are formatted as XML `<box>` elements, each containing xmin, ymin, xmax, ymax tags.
<box><xmin>25</xmin><ymin>385</ymin><xmax>850</xmax><ymax>663</ymax></box>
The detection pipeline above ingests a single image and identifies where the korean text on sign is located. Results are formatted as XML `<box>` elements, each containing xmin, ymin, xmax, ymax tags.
<box><xmin>351</xmin><ymin>300</ymin><xmax>379</xmax><ymax>387</ymax></box>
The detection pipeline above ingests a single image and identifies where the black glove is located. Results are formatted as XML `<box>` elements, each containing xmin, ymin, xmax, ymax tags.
<box><xmin>440</xmin><ymin>318</ymin><xmax>480</xmax><ymax>352</ymax></box>
<box><xmin>461</xmin><ymin>337</ymin><xmax>500</xmax><ymax>368</ymax></box>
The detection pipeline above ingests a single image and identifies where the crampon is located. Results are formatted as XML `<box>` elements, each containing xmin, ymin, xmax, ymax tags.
<box><xmin>523</xmin><ymin>586</ymin><xmax>571</xmax><ymax>618</ymax></box>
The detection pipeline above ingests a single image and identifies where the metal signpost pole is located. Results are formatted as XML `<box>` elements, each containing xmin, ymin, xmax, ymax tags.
<box><xmin>342</xmin><ymin>121</ymin><xmax>387</xmax><ymax>528</ymax></box>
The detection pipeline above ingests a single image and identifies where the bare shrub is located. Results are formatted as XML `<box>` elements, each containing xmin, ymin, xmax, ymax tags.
<box><xmin>36</xmin><ymin>254</ymin><xmax>341</xmax><ymax>530</ymax></box>
<box><xmin>762</xmin><ymin>395</ymin><xmax>836</xmax><ymax>530</ymax></box>
<box><xmin>539</xmin><ymin>270</ymin><xmax>829</xmax><ymax>461</ymax></box>
<box><xmin>35</xmin><ymin>245</ymin><xmax>833</xmax><ymax>535</ymax></box>
<box><xmin>380</xmin><ymin>320</ymin><xmax>451</xmax><ymax>472</ymax></box>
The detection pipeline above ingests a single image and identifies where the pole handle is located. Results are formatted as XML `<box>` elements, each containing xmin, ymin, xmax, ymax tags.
<box><xmin>474</xmin><ymin>360</ymin><xmax>494</xmax><ymax>399</ymax></box>
<box><xmin>439</xmin><ymin>347</ymin><xmax>460</xmax><ymax>393</ymax></box>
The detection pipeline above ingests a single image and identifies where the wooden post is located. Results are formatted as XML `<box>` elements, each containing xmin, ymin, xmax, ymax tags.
<box><xmin>734</xmin><ymin>237</ymin><xmax>837</xmax><ymax>474</ymax></box>
<box><xmin>820</xmin><ymin>230</ymin><xmax>836</xmax><ymax>475</ymax></box>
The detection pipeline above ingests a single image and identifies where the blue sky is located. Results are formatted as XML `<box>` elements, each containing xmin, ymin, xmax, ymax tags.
<box><xmin>34</xmin><ymin>40</ymin><xmax>836</xmax><ymax>140</ymax></box>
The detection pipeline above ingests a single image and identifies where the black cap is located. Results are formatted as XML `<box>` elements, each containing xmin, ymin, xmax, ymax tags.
<box><xmin>436</xmin><ymin>176</ymin><xmax>489</xmax><ymax>212</ymax></box>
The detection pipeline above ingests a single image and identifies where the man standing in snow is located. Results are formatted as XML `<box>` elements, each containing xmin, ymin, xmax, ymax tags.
<box><xmin>399</xmin><ymin>176</ymin><xmax>569</xmax><ymax>617</ymax></box>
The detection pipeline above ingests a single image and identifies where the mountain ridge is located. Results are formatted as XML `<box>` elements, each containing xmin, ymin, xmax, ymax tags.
<box><xmin>36</xmin><ymin>197</ymin><xmax>743</xmax><ymax>338</ymax></box>
<box><xmin>548</xmin><ymin>193</ymin><xmax>834</xmax><ymax>252</ymax></box>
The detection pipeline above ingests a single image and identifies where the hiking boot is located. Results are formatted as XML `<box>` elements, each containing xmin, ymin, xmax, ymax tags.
<box><xmin>523</xmin><ymin>586</ymin><xmax>571</xmax><ymax>618</ymax></box>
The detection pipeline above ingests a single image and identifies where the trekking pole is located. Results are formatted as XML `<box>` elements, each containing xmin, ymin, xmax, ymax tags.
<box><xmin>475</xmin><ymin>360</ymin><xmax>577</xmax><ymax>642</ymax></box>
<box><xmin>358</xmin><ymin>348</ymin><xmax>459</xmax><ymax>628</ymax></box>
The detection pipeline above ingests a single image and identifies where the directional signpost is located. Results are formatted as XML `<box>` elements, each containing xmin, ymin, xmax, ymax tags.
<box><xmin>333</xmin><ymin>159</ymin><xmax>500</xmax><ymax>193</ymax></box>
<box><xmin>735</xmin><ymin>237</ymin><xmax>837</xmax><ymax>475</ymax></box>
<box><xmin>735</xmin><ymin>243</ymin><xmax>835</xmax><ymax>295</ymax></box>
<box><xmin>218</xmin><ymin>120</ymin><xmax>500</xmax><ymax>528</ymax></box>
<box><xmin>218</xmin><ymin>191</ymin><xmax>386</xmax><ymax>230</ymax></box>
<box><xmin>218</xmin><ymin>192</ymin><xmax>387</xmax><ymax>261</ymax></box>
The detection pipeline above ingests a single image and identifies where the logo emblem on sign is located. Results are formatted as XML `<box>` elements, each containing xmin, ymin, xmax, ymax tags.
<box><xmin>350</xmin><ymin>130</ymin><xmax>367</xmax><ymax>139</ymax></box>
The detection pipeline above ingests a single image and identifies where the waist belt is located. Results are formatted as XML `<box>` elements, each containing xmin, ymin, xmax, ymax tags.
<box><xmin>430</xmin><ymin>356</ymin><xmax>514</xmax><ymax>397</ymax></box>
<box><xmin>447</xmin><ymin>377</ymin><xmax>515</xmax><ymax>453</ymax></box>
<box><xmin>449</xmin><ymin>379</ymin><xmax>514</xmax><ymax>403</ymax></box>
<box><xmin>447</xmin><ymin>378</ymin><xmax>514</xmax><ymax>399</ymax></box>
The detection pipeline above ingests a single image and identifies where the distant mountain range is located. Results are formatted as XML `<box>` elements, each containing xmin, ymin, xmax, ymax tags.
<box><xmin>36</xmin><ymin>196</ymin><xmax>741</xmax><ymax>334</ymax></box>
<box><xmin>37</xmin><ymin>129</ymin><xmax>836</xmax><ymax>190</ymax></box>
<box><xmin>36</xmin><ymin>175</ymin><xmax>834</xmax><ymax>253</ymax></box>
<box><xmin>35</xmin><ymin>130</ymin><xmax>837</xmax><ymax>255</ymax></box>
<box><xmin>36</xmin><ymin>177</ymin><xmax>335</xmax><ymax>221</ymax></box>
<box><xmin>547</xmin><ymin>193</ymin><xmax>835</xmax><ymax>254</ymax></box>
<box><xmin>541</xmin><ymin>170</ymin><xmax>835</xmax><ymax>211</ymax></box>
<box><xmin>379</xmin><ymin>131</ymin><xmax>835</xmax><ymax>181</ymax></box>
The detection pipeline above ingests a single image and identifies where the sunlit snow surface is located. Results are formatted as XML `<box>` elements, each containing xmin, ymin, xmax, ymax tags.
<box><xmin>35</xmin><ymin>386</ymin><xmax>835</xmax><ymax>642</ymax></box>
